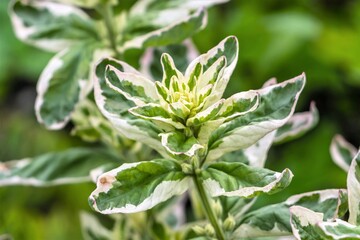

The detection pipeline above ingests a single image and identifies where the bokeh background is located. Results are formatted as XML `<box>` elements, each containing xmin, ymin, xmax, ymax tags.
<box><xmin>1</xmin><ymin>0</ymin><xmax>360</xmax><ymax>239</ymax></box>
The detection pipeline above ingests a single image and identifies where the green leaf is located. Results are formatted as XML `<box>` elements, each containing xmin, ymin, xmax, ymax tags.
<box><xmin>207</xmin><ymin>74</ymin><xmax>305</xmax><ymax>162</ymax></box>
<box><xmin>290</xmin><ymin>206</ymin><xmax>327</xmax><ymax>240</ymax></box>
<box><xmin>330</xmin><ymin>135</ymin><xmax>357</xmax><ymax>172</ymax></box>
<box><xmin>319</xmin><ymin>219</ymin><xmax>360</xmax><ymax>239</ymax></box>
<box><xmin>94</xmin><ymin>58</ymin><xmax>167</xmax><ymax>157</ymax></box>
<box><xmin>54</xmin><ymin>0</ymin><xmax>112</xmax><ymax>8</ymax></box>
<box><xmin>10</xmin><ymin>0</ymin><xmax>99</xmax><ymax>52</ymax></box>
<box><xmin>185</xmin><ymin>36</ymin><xmax>239</xmax><ymax>109</ymax></box>
<box><xmin>89</xmin><ymin>159</ymin><xmax>190</xmax><ymax>214</ymax></box>
<box><xmin>197</xmin><ymin>91</ymin><xmax>260</xmax><ymax>144</ymax></box>
<box><xmin>347</xmin><ymin>150</ymin><xmax>360</xmax><ymax>225</ymax></box>
<box><xmin>0</xmin><ymin>148</ymin><xmax>120</xmax><ymax>186</ymax></box>
<box><xmin>201</xmin><ymin>162</ymin><xmax>293</xmax><ymax>198</ymax></box>
<box><xmin>129</xmin><ymin>103</ymin><xmax>185</xmax><ymax>130</ymax></box>
<box><xmin>140</xmin><ymin>40</ymin><xmax>199</xmax><ymax>81</ymax></box>
<box><xmin>274</xmin><ymin>101</ymin><xmax>319</xmax><ymax>144</ymax></box>
<box><xmin>121</xmin><ymin>9</ymin><xmax>207</xmax><ymax>51</ymax></box>
<box><xmin>105</xmin><ymin>63</ymin><xmax>158</xmax><ymax>106</ymax></box>
<box><xmin>35</xmin><ymin>43</ymin><xmax>99</xmax><ymax>129</ymax></box>
<box><xmin>233</xmin><ymin>189</ymin><xmax>347</xmax><ymax>239</ymax></box>
<box><xmin>160</xmin><ymin>53</ymin><xmax>183</xmax><ymax>89</ymax></box>
<box><xmin>160</xmin><ymin>132</ymin><xmax>204</xmax><ymax>159</ymax></box>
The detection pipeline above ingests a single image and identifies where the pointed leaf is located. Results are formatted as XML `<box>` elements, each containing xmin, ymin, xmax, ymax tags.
<box><xmin>274</xmin><ymin>101</ymin><xmax>319</xmax><ymax>144</ymax></box>
<box><xmin>319</xmin><ymin>219</ymin><xmax>360</xmax><ymax>239</ymax></box>
<box><xmin>330</xmin><ymin>135</ymin><xmax>357</xmax><ymax>172</ymax></box>
<box><xmin>10</xmin><ymin>0</ymin><xmax>98</xmax><ymax>52</ymax></box>
<box><xmin>220</xmin><ymin>131</ymin><xmax>276</xmax><ymax>168</ymax></box>
<box><xmin>89</xmin><ymin>159</ymin><xmax>190</xmax><ymax>214</ymax></box>
<box><xmin>347</xmin><ymin>150</ymin><xmax>360</xmax><ymax>225</ymax></box>
<box><xmin>105</xmin><ymin>64</ymin><xmax>158</xmax><ymax>106</ymax></box>
<box><xmin>94</xmin><ymin>58</ymin><xmax>167</xmax><ymax>157</ymax></box>
<box><xmin>290</xmin><ymin>206</ymin><xmax>325</xmax><ymax>240</ymax></box>
<box><xmin>201</xmin><ymin>162</ymin><xmax>293</xmax><ymax>198</ymax></box>
<box><xmin>129</xmin><ymin>103</ymin><xmax>185</xmax><ymax>130</ymax></box>
<box><xmin>0</xmin><ymin>148</ymin><xmax>120</xmax><ymax>186</ymax></box>
<box><xmin>207</xmin><ymin>74</ymin><xmax>305</xmax><ymax>162</ymax></box>
<box><xmin>161</xmin><ymin>53</ymin><xmax>183</xmax><ymax>89</ymax></box>
<box><xmin>160</xmin><ymin>132</ymin><xmax>204</xmax><ymax>160</ymax></box>
<box><xmin>35</xmin><ymin>44</ymin><xmax>100</xmax><ymax>129</ymax></box>
<box><xmin>186</xmin><ymin>36</ymin><xmax>239</xmax><ymax>108</ymax></box>
<box><xmin>234</xmin><ymin>189</ymin><xmax>347</xmax><ymax>238</ymax></box>
<box><xmin>121</xmin><ymin>9</ymin><xmax>207</xmax><ymax>51</ymax></box>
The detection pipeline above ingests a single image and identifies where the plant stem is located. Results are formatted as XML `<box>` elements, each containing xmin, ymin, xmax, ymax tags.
<box><xmin>101</xmin><ymin>3</ymin><xmax>121</xmax><ymax>58</ymax></box>
<box><xmin>193</xmin><ymin>171</ymin><xmax>225</xmax><ymax>240</ymax></box>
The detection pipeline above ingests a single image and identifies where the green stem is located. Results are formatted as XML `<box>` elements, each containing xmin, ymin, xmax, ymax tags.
<box><xmin>193</xmin><ymin>171</ymin><xmax>225</xmax><ymax>240</ymax></box>
<box><xmin>100</xmin><ymin>3</ymin><xmax>121</xmax><ymax>59</ymax></box>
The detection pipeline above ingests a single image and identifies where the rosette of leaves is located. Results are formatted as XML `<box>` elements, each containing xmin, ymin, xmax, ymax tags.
<box><xmin>9</xmin><ymin>0</ymin><xmax>227</xmax><ymax>129</ymax></box>
<box><xmin>90</xmin><ymin>36</ymin><xmax>307</xmax><ymax>239</ymax></box>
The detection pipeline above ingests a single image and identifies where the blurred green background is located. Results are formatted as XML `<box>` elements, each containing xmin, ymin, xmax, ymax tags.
<box><xmin>1</xmin><ymin>0</ymin><xmax>360</xmax><ymax>239</ymax></box>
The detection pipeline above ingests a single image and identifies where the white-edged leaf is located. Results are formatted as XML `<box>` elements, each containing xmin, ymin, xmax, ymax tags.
<box><xmin>35</xmin><ymin>43</ymin><xmax>99</xmax><ymax>129</ymax></box>
<box><xmin>185</xmin><ymin>36</ymin><xmax>239</xmax><ymax>109</ymax></box>
<box><xmin>0</xmin><ymin>148</ymin><xmax>120</xmax><ymax>186</ymax></box>
<box><xmin>233</xmin><ymin>189</ymin><xmax>348</xmax><ymax>239</ymax></box>
<box><xmin>89</xmin><ymin>159</ymin><xmax>190</xmax><ymax>214</ymax></box>
<box><xmin>206</xmin><ymin>74</ymin><xmax>305</xmax><ymax>162</ymax></box>
<box><xmin>290</xmin><ymin>206</ymin><xmax>324</xmax><ymax>240</ymax></box>
<box><xmin>347</xmin><ymin>150</ymin><xmax>360</xmax><ymax>225</ymax></box>
<box><xmin>201</xmin><ymin>162</ymin><xmax>293</xmax><ymax>198</ymax></box>
<box><xmin>121</xmin><ymin>8</ymin><xmax>207</xmax><ymax>51</ymax></box>
<box><xmin>105</xmin><ymin>64</ymin><xmax>158</xmax><ymax>106</ymax></box>
<box><xmin>10</xmin><ymin>0</ymin><xmax>98</xmax><ymax>52</ymax></box>
<box><xmin>274</xmin><ymin>101</ymin><xmax>319</xmax><ymax>144</ymax></box>
<box><xmin>94</xmin><ymin>58</ymin><xmax>167</xmax><ymax>157</ymax></box>
<box><xmin>318</xmin><ymin>219</ymin><xmax>360</xmax><ymax>239</ymax></box>
<box><xmin>330</xmin><ymin>134</ymin><xmax>357</xmax><ymax>172</ymax></box>
<box><xmin>129</xmin><ymin>103</ymin><xmax>185</xmax><ymax>130</ymax></box>
<box><xmin>160</xmin><ymin>132</ymin><xmax>204</xmax><ymax>160</ymax></box>
<box><xmin>220</xmin><ymin>131</ymin><xmax>276</xmax><ymax>168</ymax></box>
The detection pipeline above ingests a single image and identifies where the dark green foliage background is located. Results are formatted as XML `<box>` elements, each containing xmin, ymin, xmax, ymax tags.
<box><xmin>1</xmin><ymin>0</ymin><xmax>360</xmax><ymax>239</ymax></box>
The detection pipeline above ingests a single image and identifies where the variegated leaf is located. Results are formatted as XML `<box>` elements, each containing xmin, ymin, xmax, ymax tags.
<box><xmin>53</xmin><ymin>0</ymin><xmax>114</xmax><ymax>8</ymax></box>
<box><xmin>35</xmin><ymin>43</ymin><xmax>99</xmax><ymax>129</ymax></box>
<box><xmin>201</xmin><ymin>162</ymin><xmax>293</xmax><ymax>198</ymax></box>
<box><xmin>233</xmin><ymin>189</ymin><xmax>347</xmax><ymax>239</ymax></box>
<box><xmin>274</xmin><ymin>101</ymin><xmax>319</xmax><ymax>144</ymax></box>
<box><xmin>0</xmin><ymin>148</ymin><xmax>120</xmax><ymax>186</ymax></box>
<box><xmin>290</xmin><ymin>206</ymin><xmax>325</xmax><ymax>240</ymax></box>
<box><xmin>10</xmin><ymin>0</ymin><xmax>99</xmax><ymax>52</ymax></box>
<box><xmin>160</xmin><ymin>132</ymin><xmax>204</xmax><ymax>160</ymax></box>
<box><xmin>330</xmin><ymin>135</ymin><xmax>357</xmax><ymax>172</ymax></box>
<box><xmin>89</xmin><ymin>159</ymin><xmax>190</xmax><ymax>214</ymax></box>
<box><xmin>206</xmin><ymin>74</ymin><xmax>305</xmax><ymax>162</ymax></box>
<box><xmin>185</xmin><ymin>36</ymin><xmax>239</xmax><ymax>109</ymax></box>
<box><xmin>94</xmin><ymin>58</ymin><xmax>167</xmax><ymax>157</ymax></box>
<box><xmin>347</xmin><ymin>150</ymin><xmax>360</xmax><ymax>225</ymax></box>
<box><xmin>129</xmin><ymin>103</ymin><xmax>185</xmax><ymax>130</ymax></box>
<box><xmin>121</xmin><ymin>9</ymin><xmax>207</xmax><ymax>51</ymax></box>
<box><xmin>220</xmin><ymin>131</ymin><xmax>277</xmax><ymax>169</ymax></box>
<box><xmin>319</xmin><ymin>219</ymin><xmax>360</xmax><ymax>239</ymax></box>
<box><xmin>105</xmin><ymin>64</ymin><xmax>158</xmax><ymax>106</ymax></box>
<box><xmin>140</xmin><ymin>40</ymin><xmax>199</xmax><ymax>81</ymax></box>
<box><xmin>80</xmin><ymin>212</ymin><xmax>112</xmax><ymax>240</ymax></box>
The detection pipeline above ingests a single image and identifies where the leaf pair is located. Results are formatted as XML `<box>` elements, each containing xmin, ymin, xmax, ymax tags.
<box><xmin>89</xmin><ymin>159</ymin><xmax>293</xmax><ymax>214</ymax></box>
